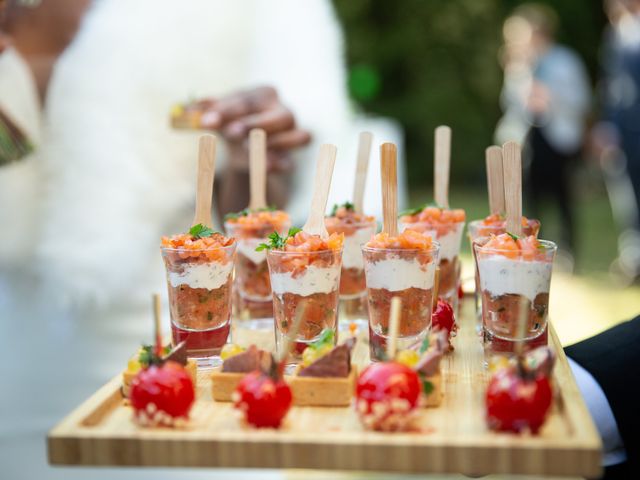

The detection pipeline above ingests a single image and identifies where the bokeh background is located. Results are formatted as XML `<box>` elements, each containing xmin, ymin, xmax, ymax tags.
<box><xmin>334</xmin><ymin>0</ymin><xmax>615</xmax><ymax>273</ymax></box>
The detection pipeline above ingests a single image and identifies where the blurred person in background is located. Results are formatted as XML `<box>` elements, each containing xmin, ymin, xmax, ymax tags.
<box><xmin>591</xmin><ymin>0</ymin><xmax>640</xmax><ymax>283</ymax></box>
<box><xmin>31</xmin><ymin>0</ymin><xmax>400</xmax><ymax>308</ymax></box>
<box><xmin>0</xmin><ymin>0</ymin><xmax>90</xmax><ymax>270</ymax></box>
<box><xmin>496</xmin><ymin>3</ymin><xmax>591</xmax><ymax>260</ymax></box>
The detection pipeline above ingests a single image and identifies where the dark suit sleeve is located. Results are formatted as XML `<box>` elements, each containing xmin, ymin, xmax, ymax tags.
<box><xmin>565</xmin><ymin>315</ymin><xmax>640</xmax><ymax>476</ymax></box>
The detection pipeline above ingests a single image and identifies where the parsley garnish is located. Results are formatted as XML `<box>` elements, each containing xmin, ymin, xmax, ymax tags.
<box><xmin>309</xmin><ymin>329</ymin><xmax>335</xmax><ymax>350</ymax></box>
<box><xmin>419</xmin><ymin>372</ymin><xmax>435</xmax><ymax>395</ymax></box>
<box><xmin>138</xmin><ymin>344</ymin><xmax>171</xmax><ymax>367</ymax></box>
<box><xmin>419</xmin><ymin>336</ymin><xmax>431</xmax><ymax>354</ymax></box>
<box><xmin>256</xmin><ymin>227</ymin><xmax>302</xmax><ymax>251</ymax></box>
<box><xmin>224</xmin><ymin>205</ymin><xmax>276</xmax><ymax>221</ymax></box>
<box><xmin>507</xmin><ymin>232</ymin><xmax>520</xmax><ymax>241</ymax></box>
<box><xmin>329</xmin><ymin>201</ymin><xmax>355</xmax><ymax>217</ymax></box>
<box><xmin>398</xmin><ymin>202</ymin><xmax>441</xmax><ymax>218</ymax></box>
<box><xmin>189</xmin><ymin>223</ymin><xmax>215</xmax><ymax>239</ymax></box>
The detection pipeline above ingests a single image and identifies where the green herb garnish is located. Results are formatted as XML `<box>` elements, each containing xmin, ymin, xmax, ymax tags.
<box><xmin>309</xmin><ymin>329</ymin><xmax>335</xmax><ymax>350</ymax></box>
<box><xmin>189</xmin><ymin>223</ymin><xmax>215</xmax><ymax>239</ymax></box>
<box><xmin>419</xmin><ymin>335</ymin><xmax>431</xmax><ymax>354</ymax></box>
<box><xmin>506</xmin><ymin>232</ymin><xmax>520</xmax><ymax>241</ymax></box>
<box><xmin>329</xmin><ymin>201</ymin><xmax>355</xmax><ymax>217</ymax></box>
<box><xmin>138</xmin><ymin>344</ymin><xmax>171</xmax><ymax>367</ymax></box>
<box><xmin>256</xmin><ymin>227</ymin><xmax>302</xmax><ymax>251</ymax></box>
<box><xmin>224</xmin><ymin>205</ymin><xmax>277</xmax><ymax>221</ymax></box>
<box><xmin>419</xmin><ymin>372</ymin><xmax>435</xmax><ymax>395</ymax></box>
<box><xmin>398</xmin><ymin>202</ymin><xmax>441</xmax><ymax>218</ymax></box>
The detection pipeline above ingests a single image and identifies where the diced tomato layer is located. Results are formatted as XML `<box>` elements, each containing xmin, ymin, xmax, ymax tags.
<box><xmin>161</xmin><ymin>233</ymin><xmax>235</xmax><ymax>262</ymax></box>
<box><xmin>366</xmin><ymin>230</ymin><xmax>434</xmax><ymax>251</ymax></box>
<box><xmin>481</xmin><ymin>233</ymin><xmax>547</xmax><ymax>260</ymax></box>
<box><xmin>167</xmin><ymin>278</ymin><xmax>232</xmax><ymax>331</ymax></box>
<box><xmin>273</xmin><ymin>291</ymin><xmax>339</xmax><ymax>342</ymax></box>
<box><xmin>368</xmin><ymin>287</ymin><xmax>432</xmax><ymax>338</ymax></box>
<box><xmin>339</xmin><ymin>267</ymin><xmax>366</xmax><ymax>296</ymax></box>
<box><xmin>235</xmin><ymin>251</ymin><xmax>271</xmax><ymax>299</ymax></box>
<box><xmin>481</xmin><ymin>291</ymin><xmax>549</xmax><ymax>340</ymax></box>
<box><xmin>325</xmin><ymin>209</ymin><xmax>376</xmax><ymax>236</ymax></box>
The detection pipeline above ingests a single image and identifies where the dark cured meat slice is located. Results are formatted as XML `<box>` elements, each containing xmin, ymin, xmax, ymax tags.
<box><xmin>414</xmin><ymin>349</ymin><xmax>443</xmax><ymax>377</ymax></box>
<box><xmin>221</xmin><ymin>345</ymin><xmax>273</xmax><ymax>373</ymax></box>
<box><xmin>298</xmin><ymin>338</ymin><xmax>356</xmax><ymax>378</ymax></box>
<box><xmin>163</xmin><ymin>341</ymin><xmax>188</xmax><ymax>366</ymax></box>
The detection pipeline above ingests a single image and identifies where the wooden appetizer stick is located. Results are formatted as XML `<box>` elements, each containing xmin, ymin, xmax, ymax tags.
<box><xmin>432</xmin><ymin>267</ymin><xmax>441</xmax><ymax>309</ymax></box>
<box><xmin>192</xmin><ymin>134</ymin><xmax>217</xmax><ymax>227</ymax></box>
<box><xmin>248</xmin><ymin>128</ymin><xmax>267</xmax><ymax>210</ymax></box>
<box><xmin>352</xmin><ymin>131</ymin><xmax>373</xmax><ymax>214</ymax></box>
<box><xmin>386</xmin><ymin>296</ymin><xmax>402</xmax><ymax>360</ymax></box>
<box><xmin>152</xmin><ymin>293</ymin><xmax>163</xmax><ymax>356</ymax></box>
<box><xmin>514</xmin><ymin>296</ymin><xmax>529</xmax><ymax>358</ymax></box>
<box><xmin>380</xmin><ymin>142</ymin><xmax>399</xmax><ymax>236</ymax></box>
<box><xmin>302</xmin><ymin>144</ymin><xmax>338</xmax><ymax>238</ymax></box>
<box><xmin>434</xmin><ymin>126</ymin><xmax>452</xmax><ymax>209</ymax></box>
<box><xmin>485</xmin><ymin>146</ymin><xmax>505</xmax><ymax>216</ymax></box>
<box><xmin>278</xmin><ymin>300</ymin><xmax>307</xmax><ymax>364</ymax></box>
<box><xmin>502</xmin><ymin>141</ymin><xmax>523</xmax><ymax>236</ymax></box>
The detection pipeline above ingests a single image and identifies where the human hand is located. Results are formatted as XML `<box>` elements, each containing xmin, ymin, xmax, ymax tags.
<box><xmin>199</xmin><ymin>86</ymin><xmax>311</xmax><ymax>169</ymax></box>
<box><xmin>527</xmin><ymin>81</ymin><xmax>551</xmax><ymax>114</ymax></box>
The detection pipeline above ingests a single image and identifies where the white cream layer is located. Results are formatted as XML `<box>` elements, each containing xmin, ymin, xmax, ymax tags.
<box><xmin>169</xmin><ymin>262</ymin><xmax>233</xmax><ymax>290</ymax></box>
<box><xmin>478</xmin><ymin>255</ymin><xmax>553</xmax><ymax>302</ymax></box>
<box><xmin>237</xmin><ymin>238</ymin><xmax>266</xmax><ymax>264</ymax></box>
<box><xmin>270</xmin><ymin>264</ymin><xmax>341</xmax><ymax>296</ymax></box>
<box><xmin>365</xmin><ymin>257</ymin><xmax>436</xmax><ymax>291</ymax></box>
<box><xmin>342</xmin><ymin>226</ymin><xmax>376</xmax><ymax>270</ymax></box>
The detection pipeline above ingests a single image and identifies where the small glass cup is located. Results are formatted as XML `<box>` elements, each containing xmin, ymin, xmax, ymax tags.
<box><xmin>161</xmin><ymin>243</ymin><xmax>236</xmax><ymax>366</ymax></box>
<box><xmin>362</xmin><ymin>243</ymin><xmax>440</xmax><ymax>361</ymax></box>
<box><xmin>325</xmin><ymin>216</ymin><xmax>377</xmax><ymax>330</ymax></box>
<box><xmin>473</xmin><ymin>237</ymin><xmax>556</xmax><ymax>357</ymax></box>
<box><xmin>400</xmin><ymin>220</ymin><xmax>465</xmax><ymax>310</ymax></box>
<box><xmin>468</xmin><ymin>218</ymin><xmax>541</xmax><ymax>328</ymax></box>
<box><xmin>224</xmin><ymin>218</ymin><xmax>290</xmax><ymax>326</ymax></box>
<box><xmin>266</xmin><ymin>248</ymin><xmax>343</xmax><ymax>362</ymax></box>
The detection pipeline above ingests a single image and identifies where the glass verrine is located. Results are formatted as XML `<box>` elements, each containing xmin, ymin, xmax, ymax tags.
<box><xmin>468</xmin><ymin>217</ymin><xmax>541</xmax><ymax>326</ymax></box>
<box><xmin>474</xmin><ymin>236</ymin><xmax>556</xmax><ymax>356</ymax></box>
<box><xmin>267</xmin><ymin>247</ymin><xmax>343</xmax><ymax>361</ymax></box>
<box><xmin>161</xmin><ymin>242</ymin><xmax>236</xmax><ymax>364</ymax></box>
<box><xmin>224</xmin><ymin>212</ymin><xmax>290</xmax><ymax>302</ymax></box>
<box><xmin>362</xmin><ymin>240</ymin><xmax>440</xmax><ymax>361</ymax></box>
<box><xmin>400</xmin><ymin>220</ymin><xmax>465</xmax><ymax>310</ymax></box>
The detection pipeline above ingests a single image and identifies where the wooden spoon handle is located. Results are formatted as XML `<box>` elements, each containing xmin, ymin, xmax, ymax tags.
<box><xmin>502</xmin><ymin>141</ymin><xmax>523</xmax><ymax>236</ymax></box>
<box><xmin>352</xmin><ymin>131</ymin><xmax>373</xmax><ymax>214</ymax></box>
<box><xmin>302</xmin><ymin>144</ymin><xmax>337</xmax><ymax>238</ymax></box>
<box><xmin>380</xmin><ymin>142</ymin><xmax>399</xmax><ymax>236</ymax></box>
<box><xmin>485</xmin><ymin>146</ymin><xmax>505</xmax><ymax>216</ymax></box>
<box><xmin>434</xmin><ymin>126</ymin><xmax>451</xmax><ymax>208</ymax></box>
<box><xmin>192</xmin><ymin>134</ymin><xmax>217</xmax><ymax>227</ymax></box>
<box><xmin>248</xmin><ymin>128</ymin><xmax>267</xmax><ymax>210</ymax></box>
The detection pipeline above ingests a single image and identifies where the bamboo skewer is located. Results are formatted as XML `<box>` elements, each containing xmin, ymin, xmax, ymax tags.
<box><xmin>485</xmin><ymin>146</ymin><xmax>505</xmax><ymax>216</ymax></box>
<box><xmin>152</xmin><ymin>294</ymin><xmax>163</xmax><ymax>357</ymax></box>
<box><xmin>192</xmin><ymin>134</ymin><xmax>217</xmax><ymax>227</ymax></box>
<box><xmin>352</xmin><ymin>132</ymin><xmax>373</xmax><ymax>214</ymax></box>
<box><xmin>248</xmin><ymin>128</ymin><xmax>267</xmax><ymax>211</ymax></box>
<box><xmin>380</xmin><ymin>143</ymin><xmax>399</xmax><ymax>236</ymax></box>
<box><xmin>302</xmin><ymin>144</ymin><xmax>338</xmax><ymax>238</ymax></box>
<box><xmin>386</xmin><ymin>296</ymin><xmax>402</xmax><ymax>360</ymax></box>
<box><xmin>434</xmin><ymin>126</ymin><xmax>452</xmax><ymax>209</ymax></box>
<box><xmin>502</xmin><ymin>141</ymin><xmax>523</xmax><ymax>236</ymax></box>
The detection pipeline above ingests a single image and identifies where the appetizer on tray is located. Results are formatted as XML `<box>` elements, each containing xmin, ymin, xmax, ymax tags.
<box><xmin>289</xmin><ymin>329</ymin><xmax>357</xmax><ymax>406</ymax></box>
<box><xmin>363</xmin><ymin>229</ymin><xmax>439</xmax><ymax>361</ymax></box>
<box><xmin>325</xmin><ymin>202</ymin><xmax>376</xmax><ymax>300</ymax></box>
<box><xmin>122</xmin><ymin>342</ymin><xmax>197</xmax><ymax>398</ymax></box>
<box><xmin>210</xmin><ymin>344</ymin><xmax>273</xmax><ymax>402</ymax></box>
<box><xmin>474</xmin><ymin>233</ymin><xmax>556</xmax><ymax>354</ymax></box>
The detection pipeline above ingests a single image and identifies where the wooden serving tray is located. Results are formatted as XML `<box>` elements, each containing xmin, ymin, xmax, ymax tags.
<box><xmin>48</xmin><ymin>300</ymin><xmax>602</xmax><ymax>477</ymax></box>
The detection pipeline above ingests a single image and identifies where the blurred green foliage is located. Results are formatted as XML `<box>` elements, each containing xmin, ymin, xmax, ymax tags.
<box><xmin>333</xmin><ymin>0</ymin><xmax>607</xmax><ymax>186</ymax></box>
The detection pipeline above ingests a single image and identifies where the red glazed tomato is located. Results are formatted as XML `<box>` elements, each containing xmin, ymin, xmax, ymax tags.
<box><xmin>486</xmin><ymin>367</ymin><xmax>553</xmax><ymax>434</ymax></box>
<box><xmin>355</xmin><ymin>362</ymin><xmax>421</xmax><ymax>432</ymax></box>
<box><xmin>130</xmin><ymin>361</ymin><xmax>195</xmax><ymax>427</ymax></box>
<box><xmin>234</xmin><ymin>371</ymin><xmax>293</xmax><ymax>428</ymax></box>
<box><xmin>432</xmin><ymin>299</ymin><xmax>457</xmax><ymax>338</ymax></box>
